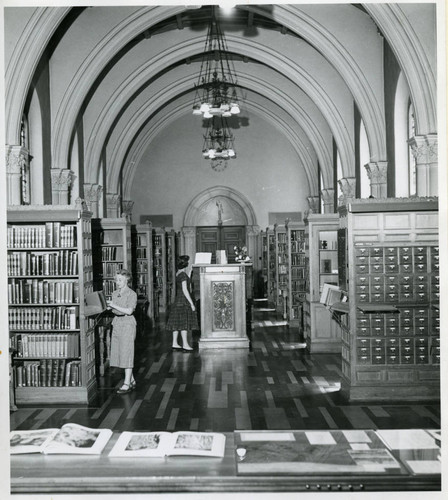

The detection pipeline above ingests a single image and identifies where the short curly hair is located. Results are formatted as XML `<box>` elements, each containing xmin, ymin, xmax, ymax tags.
<box><xmin>176</xmin><ymin>255</ymin><xmax>190</xmax><ymax>270</ymax></box>
<box><xmin>116</xmin><ymin>268</ymin><xmax>133</xmax><ymax>286</ymax></box>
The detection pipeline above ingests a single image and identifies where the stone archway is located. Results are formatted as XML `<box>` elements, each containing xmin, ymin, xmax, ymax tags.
<box><xmin>182</xmin><ymin>186</ymin><xmax>260</xmax><ymax>267</ymax></box>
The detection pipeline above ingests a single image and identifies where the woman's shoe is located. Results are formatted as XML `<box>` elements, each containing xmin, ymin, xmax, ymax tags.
<box><xmin>182</xmin><ymin>346</ymin><xmax>193</xmax><ymax>352</ymax></box>
<box><xmin>172</xmin><ymin>346</ymin><xmax>182</xmax><ymax>351</ymax></box>
<box><xmin>117</xmin><ymin>383</ymin><xmax>132</xmax><ymax>394</ymax></box>
<box><xmin>130</xmin><ymin>380</ymin><xmax>136</xmax><ymax>390</ymax></box>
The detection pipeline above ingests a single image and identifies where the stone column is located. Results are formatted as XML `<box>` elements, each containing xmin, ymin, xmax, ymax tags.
<box><xmin>106</xmin><ymin>193</ymin><xmax>121</xmax><ymax>218</ymax></box>
<box><xmin>181</xmin><ymin>226</ymin><xmax>196</xmax><ymax>261</ymax></box>
<box><xmin>365</xmin><ymin>161</ymin><xmax>388</xmax><ymax>198</ymax></box>
<box><xmin>6</xmin><ymin>145</ymin><xmax>30</xmax><ymax>205</ymax></box>
<box><xmin>321</xmin><ymin>188</ymin><xmax>335</xmax><ymax>213</ymax></box>
<box><xmin>307</xmin><ymin>195</ymin><xmax>320</xmax><ymax>215</ymax></box>
<box><xmin>246</xmin><ymin>225</ymin><xmax>261</xmax><ymax>270</ymax></box>
<box><xmin>409</xmin><ymin>134</ymin><xmax>438</xmax><ymax>197</ymax></box>
<box><xmin>83</xmin><ymin>183</ymin><xmax>103</xmax><ymax>217</ymax></box>
<box><xmin>121</xmin><ymin>200</ymin><xmax>134</xmax><ymax>221</ymax></box>
<box><xmin>51</xmin><ymin>168</ymin><xmax>73</xmax><ymax>205</ymax></box>
<box><xmin>338</xmin><ymin>177</ymin><xmax>356</xmax><ymax>207</ymax></box>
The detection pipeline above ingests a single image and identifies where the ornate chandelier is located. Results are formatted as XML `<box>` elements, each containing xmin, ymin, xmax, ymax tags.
<box><xmin>202</xmin><ymin>115</ymin><xmax>236</xmax><ymax>160</ymax></box>
<box><xmin>192</xmin><ymin>7</ymin><xmax>241</xmax><ymax>119</ymax></box>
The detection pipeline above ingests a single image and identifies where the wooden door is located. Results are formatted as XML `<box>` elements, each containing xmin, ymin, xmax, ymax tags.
<box><xmin>196</xmin><ymin>226</ymin><xmax>246</xmax><ymax>263</ymax></box>
<box><xmin>221</xmin><ymin>226</ymin><xmax>245</xmax><ymax>263</ymax></box>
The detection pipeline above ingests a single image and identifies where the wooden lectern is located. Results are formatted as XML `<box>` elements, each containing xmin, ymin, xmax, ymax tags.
<box><xmin>193</xmin><ymin>264</ymin><xmax>251</xmax><ymax>349</ymax></box>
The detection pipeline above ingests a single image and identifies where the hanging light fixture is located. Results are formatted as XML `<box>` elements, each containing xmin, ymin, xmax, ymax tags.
<box><xmin>192</xmin><ymin>6</ymin><xmax>241</xmax><ymax>118</ymax></box>
<box><xmin>202</xmin><ymin>115</ymin><xmax>236</xmax><ymax>160</ymax></box>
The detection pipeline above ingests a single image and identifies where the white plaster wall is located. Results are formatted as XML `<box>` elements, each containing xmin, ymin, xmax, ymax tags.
<box><xmin>130</xmin><ymin>113</ymin><xmax>310</xmax><ymax>229</ymax></box>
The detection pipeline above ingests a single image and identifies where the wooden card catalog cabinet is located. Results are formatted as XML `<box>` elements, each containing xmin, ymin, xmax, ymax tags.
<box><xmin>197</xmin><ymin>264</ymin><xmax>250</xmax><ymax>349</ymax></box>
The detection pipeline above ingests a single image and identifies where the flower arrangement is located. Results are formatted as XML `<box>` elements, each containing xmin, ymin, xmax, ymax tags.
<box><xmin>234</xmin><ymin>245</ymin><xmax>251</xmax><ymax>262</ymax></box>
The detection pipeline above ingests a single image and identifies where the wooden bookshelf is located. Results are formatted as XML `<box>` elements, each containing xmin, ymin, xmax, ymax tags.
<box><xmin>133</xmin><ymin>222</ymin><xmax>155</xmax><ymax>320</ymax></box>
<box><xmin>266</xmin><ymin>228</ymin><xmax>276</xmax><ymax>304</ymax></box>
<box><xmin>287</xmin><ymin>221</ymin><xmax>306</xmax><ymax>328</ymax></box>
<box><xmin>274</xmin><ymin>223</ymin><xmax>288</xmax><ymax>317</ymax></box>
<box><xmin>7</xmin><ymin>204</ymin><xmax>97</xmax><ymax>404</ymax></box>
<box><xmin>304</xmin><ymin>213</ymin><xmax>341</xmax><ymax>352</ymax></box>
<box><xmin>92</xmin><ymin>217</ymin><xmax>132</xmax><ymax>299</ymax></box>
<box><xmin>165</xmin><ymin>229</ymin><xmax>178</xmax><ymax>307</ymax></box>
<box><xmin>152</xmin><ymin>227</ymin><xmax>167</xmax><ymax>315</ymax></box>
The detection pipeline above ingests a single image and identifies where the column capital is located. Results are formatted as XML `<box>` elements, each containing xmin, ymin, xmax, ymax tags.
<box><xmin>84</xmin><ymin>183</ymin><xmax>103</xmax><ymax>203</ymax></box>
<box><xmin>321</xmin><ymin>188</ymin><xmax>335</xmax><ymax>214</ymax></box>
<box><xmin>121</xmin><ymin>200</ymin><xmax>134</xmax><ymax>221</ymax></box>
<box><xmin>365</xmin><ymin>161</ymin><xmax>388</xmax><ymax>198</ymax></box>
<box><xmin>6</xmin><ymin>145</ymin><xmax>29</xmax><ymax>174</ymax></box>
<box><xmin>106</xmin><ymin>192</ymin><xmax>121</xmax><ymax>217</ymax></box>
<box><xmin>306</xmin><ymin>195</ymin><xmax>320</xmax><ymax>214</ymax></box>
<box><xmin>51</xmin><ymin>168</ymin><xmax>73</xmax><ymax>189</ymax></box>
<box><xmin>338</xmin><ymin>177</ymin><xmax>356</xmax><ymax>206</ymax></box>
<box><xmin>409</xmin><ymin>134</ymin><xmax>438</xmax><ymax>164</ymax></box>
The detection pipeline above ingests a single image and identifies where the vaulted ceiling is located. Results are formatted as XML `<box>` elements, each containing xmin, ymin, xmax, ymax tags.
<box><xmin>5</xmin><ymin>4</ymin><xmax>436</xmax><ymax>200</ymax></box>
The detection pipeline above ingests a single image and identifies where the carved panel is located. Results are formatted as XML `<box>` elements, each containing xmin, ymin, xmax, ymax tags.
<box><xmin>212</xmin><ymin>281</ymin><xmax>234</xmax><ymax>330</ymax></box>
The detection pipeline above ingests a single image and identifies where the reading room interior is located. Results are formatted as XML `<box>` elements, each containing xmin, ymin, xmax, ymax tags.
<box><xmin>4</xmin><ymin>2</ymin><xmax>444</xmax><ymax>496</ymax></box>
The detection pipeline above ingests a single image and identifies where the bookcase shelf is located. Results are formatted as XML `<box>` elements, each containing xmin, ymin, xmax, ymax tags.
<box><xmin>132</xmin><ymin>222</ymin><xmax>155</xmax><ymax>320</ymax></box>
<box><xmin>287</xmin><ymin>221</ymin><xmax>306</xmax><ymax>328</ymax></box>
<box><xmin>338</xmin><ymin>200</ymin><xmax>439</xmax><ymax>401</ymax></box>
<box><xmin>166</xmin><ymin>229</ymin><xmax>178</xmax><ymax>307</ymax></box>
<box><xmin>92</xmin><ymin>218</ymin><xmax>132</xmax><ymax>299</ymax></box>
<box><xmin>266</xmin><ymin>228</ymin><xmax>276</xmax><ymax>304</ymax></box>
<box><xmin>153</xmin><ymin>227</ymin><xmax>168</xmax><ymax>315</ymax></box>
<box><xmin>7</xmin><ymin>204</ymin><xmax>97</xmax><ymax>405</ymax></box>
<box><xmin>304</xmin><ymin>214</ymin><xmax>341</xmax><ymax>353</ymax></box>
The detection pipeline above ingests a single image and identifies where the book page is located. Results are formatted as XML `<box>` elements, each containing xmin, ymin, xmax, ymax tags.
<box><xmin>108</xmin><ymin>431</ymin><xmax>171</xmax><ymax>457</ymax></box>
<box><xmin>42</xmin><ymin>423</ymin><xmax>113</xmax><ymax>455</ymax></box>
<box><xmin>10</xmin><ymin>429</ymin><xmax>59</xmax><ymax>454</ymax></box>
<box><xmin>376</xmin><ymin>429</ymin><xmax>440</xmax><ymax>450</ymax></box>
<box><xmin>168</xmin><ymin>432</ymin><xmax>226</xmax><ymax>457</ymax></box>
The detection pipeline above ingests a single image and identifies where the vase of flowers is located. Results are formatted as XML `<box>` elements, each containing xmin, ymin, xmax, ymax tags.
<box><xmin>234</xmin><ymin>245</ymin><xmax>251</xmax><ymax>263</ymax></box>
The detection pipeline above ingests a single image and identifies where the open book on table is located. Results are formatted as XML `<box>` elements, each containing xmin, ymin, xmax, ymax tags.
<box><xmin>10</xmin><ymin>423</ymin><xmax>113</xmax><ymax>455</ymax></box>
<box><xmin>108</xmin><ymin>431</ymin><xmax>226</xmax><ymax>458</ymax></box>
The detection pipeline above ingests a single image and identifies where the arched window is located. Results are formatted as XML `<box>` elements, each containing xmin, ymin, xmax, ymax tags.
<box><xmin>407</xmin><ymin>101</ymin><xmax>416</xmax><ymax>196</ymax></box>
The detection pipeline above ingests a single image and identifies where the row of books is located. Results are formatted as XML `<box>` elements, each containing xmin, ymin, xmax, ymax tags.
<box><xmin>101</xmin><ymin>246</ymin><xmax>123</xmax><ymax>261</ymax></box>
<box><xmin>102</xmin><ymin>262</ymin><xmax>123</xmax><ymax>277</ymax></box>
<box><xmin>14</xmin><ymin>359</ymin><xmax>81</xmax><ymax>388</ymax></box>
<box><xmin>291</xmin><ymin>267</ymin><xmax>305</xmax><ymax>279</ymax></box>
<box><xmin>290</xmin><ymin>241</ymin><xmax>305</xmax><ymax>253</ymax></box>
<box><xmin>290</xmin><ymin>230</ymin><xmax>305</xmax><ymax>241</ymax></box>
<box><xmin>8</xmin><ymin>223</ymin><xmax>77</xmax><ymax>249</ymax></box>
<box><xmin>136</xmin><ymin>248</ymin><xmax>147</xmax><ymax>259</ymax></box>
<box><xmin>136</xmin><ymin>261</ymin><xmax>148</xmax><ymax>273</ymax></box>
<box><xmin>8</xmin><ymin>278</ymin><xmax>79</xmax><ymax>305</ymax></box>
<box><xmin>11</xmin><ymin>332</ymin><xmax>80</xmax><ymax>358</ymax></box>
<box><xmin>291</xmin><ymin>281</ymin><xmax>307</xmax><ymax>292</ymax></box>
<box><xmin>102</xmin><ymin>280</ymin><xmax>117</xmax><ymax>297</ymax></box>
<box><xmin>136</xmin><ymin>234</ymin><xmax>148</xmax><ymax>247</ymax></box>
<box><xmin>8</xmin><ymin>250</ymin><xmax>79</xmax><ymax>276</ymax></box>
<box><xmin>9</xmin><ymin>306</ymin><xmax>78</xmax><ymax>331</ymax></box>
<box><xmin>291</xmin><ymin>254</ymin><xmax>306</xmax><ymax>266</ymax></box>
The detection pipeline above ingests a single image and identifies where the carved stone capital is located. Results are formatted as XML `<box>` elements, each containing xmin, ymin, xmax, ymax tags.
<box><xmin>365</xmin><ymin>161</ymin><xmax>388</xmax><ymax>183</ymax></box>
<box><xmin>84</xmin><ymin>183</ymin><xmax>103</xmax><ymax>203</ymax></box>
<box><xmin>181</xmin><ymin>226</ymin><xmax>196</xmax><ymax>238</ymax></box>
<box><xmin>409</xmin><ymin>134</ymin><xmax>438</xmax><ymax>164</ymax></box>
<box><xmin>246</xmin><ymin>225</ymin><xmax>260</xmax><ymax>237</ymax></box>
<box><xmin>51</xmin><ymin>168</ymin><xmax>73</xmax><ymax>190</ymax></box>
<box><xmin>121</xmin><ymin>200</ymin><xmax>134</xmax><ymax>214</ymax></box>
<box><xmin>6</xmin><ymin>145</ymin><xmax>29</xmax><ymax>174</ymax></box>
<box><xmin>338</xmin><ymin>177</ymin><xmax>356</xmax><ymax>206</ymax></box>
<box><xmin>307</xmin><ymin>195</ymin><xmax>320</xmax><ymax>214</ymax></box>
<box><xmin>321</xmin><ymin>188</ymin><xmax>335</xmax><ymax>205</ymax></box>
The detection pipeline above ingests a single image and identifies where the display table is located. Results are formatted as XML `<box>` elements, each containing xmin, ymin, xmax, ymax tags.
<box><xmin>10</xmin><ymin>429</ymin><xmax>441</xmax><ymax>493</ymax></box>
<box><xmin>194</xmin><ymin>263</ymin><xmax>251</xmax><ymax>349</ymax></box>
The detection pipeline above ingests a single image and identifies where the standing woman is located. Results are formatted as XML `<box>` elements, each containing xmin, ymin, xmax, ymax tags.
<box><xmin>166</xmin><ymin>255</ymin><xmax>198</xmax><ymax>352</ymax></box>
<box><xmin>107</xmin><ymin>269</ymin><xmax>138</xmax><ymax>394</ymax></box>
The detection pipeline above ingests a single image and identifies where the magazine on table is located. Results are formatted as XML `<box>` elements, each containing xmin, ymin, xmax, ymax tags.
<box><xmin>108</xmin><ymin>431</ymin><xmax>226</xmax><ymax>458</ymax></box>
<box><xmin>10</xmin><ymin>423</ymin><xmax>113</xmax><ymax>455</ymax></box>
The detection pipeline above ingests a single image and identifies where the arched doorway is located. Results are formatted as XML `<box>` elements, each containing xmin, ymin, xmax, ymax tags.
<box><xmin>182</xmin><ymin>186</ymin><xmax>260</xmax><ymax>265</ymax></box>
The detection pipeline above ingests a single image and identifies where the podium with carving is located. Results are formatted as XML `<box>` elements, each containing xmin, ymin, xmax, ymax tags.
<box><xmin>194</xmin><ymin>264</ymin><xmax>251</xmax><ymax>349</ymax></box>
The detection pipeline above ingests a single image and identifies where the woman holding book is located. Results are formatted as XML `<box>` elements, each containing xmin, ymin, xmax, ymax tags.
<box><xmin>165</xmin><ymin>255</ymin><xmax>198</xmax><ymax>352</ymax></box>
<box><xmin>107</xmin><ymin>269</ymin><xmax>138</xmax><ymax>394</ymax></box>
